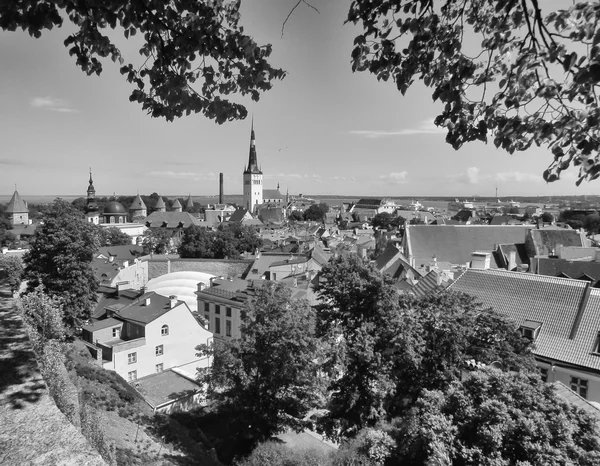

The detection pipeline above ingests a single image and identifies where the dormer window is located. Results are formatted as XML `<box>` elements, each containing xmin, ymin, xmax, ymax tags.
<box><xmin>520</xmin><ymin>320</ymin><xmax>542</xmax><ymax>340</ymax></box>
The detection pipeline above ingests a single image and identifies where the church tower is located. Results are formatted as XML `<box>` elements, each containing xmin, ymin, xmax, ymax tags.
<box><xmin>85</xmin><ymin>169</ymin><xmax>100</xmax><ymax>225</ymax></box>
<box><xmin>243</xmin><ymin>119</ymin><xmax>263</xmax><ymax>213</ymax></box>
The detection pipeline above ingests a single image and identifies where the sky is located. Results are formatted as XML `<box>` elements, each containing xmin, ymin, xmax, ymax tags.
<box><xmin>0</xmin><ymin>0</ymin><xmax>593</xmax><ymax>198</ymax></box>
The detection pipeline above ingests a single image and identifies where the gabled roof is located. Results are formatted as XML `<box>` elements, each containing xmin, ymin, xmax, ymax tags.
<box><xmin>6</xmin><ymin>190</ymin><xmax>28</xmax><ymax>213</ymax></box>
<box><xmin>229</xmin><ymin>208</ymin><xmax>250</xmax><ymax>223</ymax></box>
<box><xmin>263</xmin><ymin>189</ymin><xmax>284</xmax><ymax>199</ymax></box>
<box><xmin>130</xmin><ymin>194</ymin><xmax>147</xmax><ymax>210</ymax></box>
<box><xmin>374</xmin><ymin>243</ymin><xmax>402</xmax><ymax>271</ymax></box>
<box><xmin>537</xmin><ymin>258</ymin><xmax>600</xmax><ymax>283</ymax></box>
<box><xmin>496</xmin><ymin>243</ymin><xmax>529</xmax><ymax>269</ymax></box>
<box><xmin>355</xmin><ymin>198</ymin><xmax>384</xmax><ymax>208</ymax></box>
<box><xmin>411</xmin><ymin>269</ymin><xmax>452</xmax><ymax>298</ymax></box>
<box><xmin>82</xmin><ymin>318</ymin><xmax>122</xmax><ymax>332</ymax></box>
<box><xmin>144</xmin><ymin>211</ymin><xmax>200</xmax><ymax>229</ymax></box>
<box><xmin>117</xmin><ymin>292</ymin><xmax>181</xmax><ymax>325</ymax></box>
<box><xmin>528</xmin><ymin>229</ymin><xmax>585</xmax><ymax>256</ymax></box>
<box><xmin>449</xmin><ymin>269</ymin><xmax>600</xmax><ymax>371</ymax></box>
<box><xmin>405</xmin><ymin>225</ymin><xmax>534</xmax><ymax>267</ymax></box>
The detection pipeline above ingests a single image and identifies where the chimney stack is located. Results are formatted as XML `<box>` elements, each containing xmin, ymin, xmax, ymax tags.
<box><xmin>198</xmin><ymin>282</ymin><xmax>206</xmax><ymax>292</ymax></box>
<box><xmin>219</xmin><ymin>172</ymin><xmax>224</xmax><ymax>204</ymax></box>
<box><xmin>169</xmin><ymin>295</ymin><xmax>178</xmax><ymax>309</ymax></box>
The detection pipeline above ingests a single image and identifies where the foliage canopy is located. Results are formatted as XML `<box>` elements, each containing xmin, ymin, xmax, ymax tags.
<box><xmin>197</xmin><ymin>282</ymin><xmax>321</xmax><ymax>449</ymax></box>
<box><xmin>347</xmin><ymin>0</ymin><xmax>600</xmax><ymax>184</ymax></box>
<box><xmin>0</xmin><ymin>0</ymin><xmax>285</xmax><ymax>122</ymax></box>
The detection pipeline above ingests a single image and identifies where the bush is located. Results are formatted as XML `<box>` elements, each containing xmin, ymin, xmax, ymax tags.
<box><xmin>237</xmin><ymin>441</ymin><xmax>334</xmax><ymax>466</ymax></box>
<box><xmin>38</xmin><ymin>341</ymin><xmax>80</xmax><ymax>427</ymax></box>
<box><xmin>80</xmin><ymin>403</ymin><xmax>117</xmax><ymax>465</ymax></box>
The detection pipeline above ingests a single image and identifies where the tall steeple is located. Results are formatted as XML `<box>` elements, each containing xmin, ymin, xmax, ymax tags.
<box><xmin>242</xmin><ymin>117</ymin><xmax>264</xmax><ymax>213</ymax></box>
<box><xmin>87</xmin><ymin>168</ymin><xmax>96</xmax><ymax>198</ymax></box>
<box><xmin>244</xmin><ymin>116</ymin><xmax>262</xmax><ymax>174</ymax></box>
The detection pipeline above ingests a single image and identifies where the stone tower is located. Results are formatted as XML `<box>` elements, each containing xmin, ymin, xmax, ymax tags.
<box><xmin>129</xmin><ymin>193</ymin><xmax>147</xmax><ymax>221</ymax></box>
<box><xmin>5</xmin><ymin>189</ymin><xmax>29</xmax><ymax>225</ymax></box>
<box><xmin>243</xmin><ymin>119</ymin><xmax>263</xmax><ymax>213</ymax></box>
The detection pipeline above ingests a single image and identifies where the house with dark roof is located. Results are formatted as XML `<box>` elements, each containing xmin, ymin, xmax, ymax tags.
<box><xmin>449</xmin><ymin>268</ymin><xmax>600</xmax><ymax>403</ymax></box>
<box><xmin>228</xmin><ymin>207</ymin><xmax>252</xmax><ymax>223</ymax></box>
<box><xmin>196</xmin><ymin>276</ymin><xmax>318</xmax><ymax>341</ymax></box>
<box><xmin>401</xmin><ymin>225</ymin><xmax>535</xmax><ymax>274</ymax></box>
<box><xmin>525</xmin><ymin>228</ymin><xmax>587</xmax><ymax>259</ymax></box>
<box><xmin>82</xmin><ymin>291</ymin><xmax>212</xmax><ymax>381</ymax></box>
<box><xmin>144</xmin><ymin>211</ymin><xmax>201</xmax><ymax>230</ymax></box>
<box><xmin>92</xmin><ymin>245</ymin><xmax>148</xmax><ymax>289</ymax></box>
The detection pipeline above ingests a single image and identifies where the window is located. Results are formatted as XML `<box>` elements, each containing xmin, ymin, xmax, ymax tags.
<box><xmin>215</xmin><ymin>305</ymin><xmax>221</xmax><ymax>315</ymax></box>
<box><xmin>204</xmin><ymin>302</ymin><xmax>210</xmax><ymax>313</ymax></box>
<box><xmin>226</xmin><ymin>307</ymin><xmax>232</xmax><ymax>317</ymax></box>
<box><xmin>128</xmin><ymin>370</ymin><xmax>137</xmax><ymax>381</ymax></box>
<box><xmin>226</xmin><ymin>320</ymin><xmax>232</xmax><ymax>337</ymax></box>
<box><xmin>540</xmin><ymin>367</ymin><xmax>548</xmax><ymax>383</ymax></box>
<box><xmin>570</xmin><ymin>376</ymin><xmax>588</xmax><ymax>399</ymax></box>
<box><xmin>161</xmin><ymin>325</ymin><xmax>169</xmax><ymax>336</ymax></box>
<box><xmin>215</xmin><ymin>317</ymin><xmax>221</xmax><ymax>334</ymax></box>
<box><xmin>128</xmin><ymin>352</ymin><xmax>137</xmax><ymax>364</ymax></box>
<box><xmin>112</xmin><ymin>327</ymin><xmax>120</xmax><ymax>338</ymax></box>
<box><xmin>519</xmin><ymin>320</ymin><xmax>542</xmax><ymax>340</ymax></box>
<box><xmin>155</xmin><ymin>363</ymin><xmax>163</xmax><ymax>373</ymax></box>
<box><xmin>155</xmin><ymin>345</ymin><xmax>164</xmax><ymax>356</ymax></box>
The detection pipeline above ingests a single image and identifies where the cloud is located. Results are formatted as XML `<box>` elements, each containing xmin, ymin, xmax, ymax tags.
<box><xmin>30</xmin><ymin>96</ymin><xmax>78</xmax><ymax>113</ymax></box>
<box><xmin>450</xmin><ymin>167</ymin><xmax>482</xmax><ymax>185</ymax></box>
<box><xmin>0</xmin><ymin>157</ymin><xmax>25</xmax><ymax>166</ymax></box>
<box><xmin>495</xmin><ymin>171</ymin><xmax>542</xmax><ymax>183</ymax></box>
<box><xmin>380</xmin><ymin>171</ymin><xmax>409</xmax><ymax>184</ymax></box>
<box><xmin>349</xmin><ymin>120</ymin><xmax>444</xmax><ymax>139</ymax></box>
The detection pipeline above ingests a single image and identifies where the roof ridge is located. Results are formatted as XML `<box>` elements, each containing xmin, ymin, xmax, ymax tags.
<box><xmin>455</xmin><ymin>268</ymin><xmax>589</xmax><ymax>288</ymax></box>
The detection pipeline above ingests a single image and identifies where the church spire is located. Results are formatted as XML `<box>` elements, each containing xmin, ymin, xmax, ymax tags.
<box><xmin>87</xmin><ymin>168</ymin><xmax>96</xmax><ymax>197</ymax></box>
<box><xmin>244</xmin><ymin>116</ymin><xmax>262</xmax><ymax>174</ymax></box>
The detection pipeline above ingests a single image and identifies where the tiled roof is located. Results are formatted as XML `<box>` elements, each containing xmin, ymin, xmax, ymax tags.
<box><xmin>154</xmin><ymin>197</ymin><xmax>166</xmax><ymax>209</ymax></box>
<box><xmin>130</xmin><ymin>194</ymin><xmax>146</xmax><ymax>210</ymax></box>
<box><xmin>374</xmin><ymin>243</ymin><xmax>401</xmax><ymax>271</ymax></box>
<box><xmin>489</xmin><ymin>215</ymin><xmax>513</xmax><ymax>225</ymax></box>
<box><xmin>144</xmin><ymin>211</ymin><xmax>200</xmax><ymax>229</ymax></box>
<box><xmin>537</xmin><ymin>258</ymin><xmax>600</xmax><ymax>282</ymax></box>
<box><xmin>411</xmin><ymin>270</ymin><xmax>451</xmax><ymax>298</ymax></box>
<box><xmin>171</xmin><ymin>198</ymin><xmax>182</xmax><ymax>209</ymax></box>
<box><xmin>553</xmin><ymin>382</ymin><xmax>600</xmax><ymax>425</ymax></box>
<box><xmin>82</xmin><ymin>318</ymin><xmax>122</xmax><ymax>332</ymax></box>
<box><xmin>449</xmin><ymin>269</ymin><xmax>600</xmax><ymax>371</ymax></box>
<box><xmin>406</xmin><ymin>225</ymin><xmax>534</xmax><ymax>267</ymax></box>
<box><xmin>135</xmin><ymin>370</ymin><xmax>200</xmax><ymax>408</ymax></box>
<box><xmin>229</xmin><ymin>208</ymin><xmax>249</xmax><ymax>223</ymax></box>
<box><xmin>244</xmin><ymin>253</ymin><xmax>305</xmax><ymax>280</ymax></box>
<box><xmin>5</xmin><ymin>190</ymin><xmax>28</xmax><ymax>213</ymax></box>
<box><xmin>117</xmin><ymin>292</ymin><xmax>179</xmax><ymax>324</ymax></box>
<box><xmin>528</xmin><ymin>229</ymin><xmax>584</xmax><ymax>256</ymax></box>
<box><xmin>263</xmin><ymin>189</ymin><xmax>284</xmax><ymax>199</ymax></box>
<box><xmin>355</xmin><ymin>198</ymin><xmax>384</xmax><ymax>207</ymax></box>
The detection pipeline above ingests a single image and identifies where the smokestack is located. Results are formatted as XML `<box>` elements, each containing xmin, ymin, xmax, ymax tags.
<box><xmin>219</xmin><ymin>172</ymin><xmax>224</xmax><ymax>204</ymax></box>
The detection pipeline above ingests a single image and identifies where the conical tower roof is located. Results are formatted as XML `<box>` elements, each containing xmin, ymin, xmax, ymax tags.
<box><xmin>186</xmin><ymin>194</ymin><xmax>194</xmax><ymax>210</ymax></box>
<box><xmin>6</xmin><ymin>190</ymin><xmax>28</xmax><ymax>213</ymax></box>
<box><xmin>154</xmin><ymin>196</ymin><xmax>166</xmax><ymax>209</ymax></box>
<box><xmin>244</xmin><ymin>118</ymin><xmax>262</xmax><ymax>174</ymax></box>
<box><xmin>172</xmin><ymin>198</ymin><xmax>182</xmax><ymax>209</ymax></box>
<box><xmin>130</xmin><ymin>193</ymin><xmax>147</xmax><ymax>210</ymax></box>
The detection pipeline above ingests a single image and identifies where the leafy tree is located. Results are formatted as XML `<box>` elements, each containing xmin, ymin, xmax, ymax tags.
<box><xmin>315</xmin><ymin>255</ymin><xmax>400</xmax><ymax>438</ymax></box>
<box><xmin>0</xmin><ymin>216</ymin><xmax>16</xmax><ymax>247</ymax></box>
<box><xmin>23</xmin><ymin>199</ymin><xmax>99</xmax><ymax>329</ymax></box>
<box><xmin>540</xmin><ymin>211</ymin><xmax>555</xmax><ymax>223</ymax></box>
<box><xmin>17</xmin><ymin>285</ymin><xmax>66</xmax><ymax>351</ymax></box>
<box><xmin>1</xmin><ymin>0</ymin><xmax>285</xmax><ymax>122</ymax></box>
<box><xmin>178</xmin><ymin>223</ymin><xmax>261</xmax><ymax>259</ymax></box>
<box><xmin>394</xmin><ymin>368</ymin><xmax>600</xmax><ymax>465</ymax></box>
<box><xmin>371</xmin><ymin>212</ymin><xmax>394</xmax><ymax>230</ymax></box>
<box><xmin>0</xmin><ymin>254</ymin><xmax>23</xmax><ymax>293</ymax></box>
<box><xmin>288</xmin><ymin>210</ymin><xmax>305</xmax><ymax>222</ymax></box>
<box><xmin>304</xmin><ymin>203</ymin><xmax>329</xmax><ymax>222</ymax></box>
<box><xmin>178</xmin><ymin>225</ymin><xmax>215</xmax><ymax>258</ymax></box>
<box><xmin>197</xmin><ymin>282</ymin><xmax>321</xmax><ymax>449</ymax></box>
<box><xmin>316</xmin><ymin>256</ymin><xmax>535</xmax><ymax>439</ymax></box>
<box><xmin>97</xmin><ymin>226</ymin><xmax>132</xmax><ymax>246</ymax></box>
<box><xmin>347</xmin><ymin>1</ymin><xmax>600</xmax><ymax>185</ymax></box>
<box><xmin>142</xmin><ymin>227</ymin><xmax>172</xmax><ymax>255</ymax></box>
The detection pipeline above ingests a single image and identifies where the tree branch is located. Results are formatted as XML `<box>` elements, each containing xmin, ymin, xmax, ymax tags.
<box><xmin>282</xmin><ymin>0</ymin><xmax>320</xmax><ymax>38</ymax></box>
